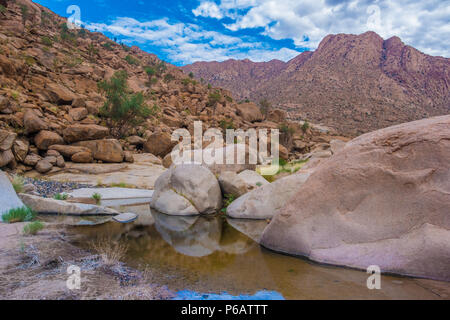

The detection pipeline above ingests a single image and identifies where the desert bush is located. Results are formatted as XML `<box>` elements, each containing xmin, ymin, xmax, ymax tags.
<box><xmin>219</xmin><ymin>118</ymin><xmax>235</xmax><ymax>130</ymax></box>
<box><xmin>12</xmin><ymin>175</ymin><xmax>25</xmax><ymax>194</ymax></box>
<box><xmin>2</xmin><ymin>206</ymin><xmax>35</xmax><ymax>223</ymax></box>
<box><xmin>163</xmin><ymin>73</ymin><xmax>175</xmax><ymax>83</ymax></box>
<box><xmin>98</xmin><ymin>70</ymin><xmax>154</xmax><ymax>138</ymax></box>
<box><xmin>259</xmin><ymin>98</ymin><xmax>272</xmax><ymax>117</ymax></box>
<box><xmin>53</xmin><ymin>193</ymin><xmax>68</xmax><ymax>200</ymax></box>
<box><xmin>0</xmin><ymin>4</ymin><xmax>6</xmax><ymax>14</ymax></box>
<box><xmin>102</xmin><ymin>42</ymin><xmax>113</xmax><ymax>51</ymax></box>
<box><xmin>92</xmin><ymin>192</ymin><xmax>102</xmax><ymax>205</ymax></box>
<box><xmin>41</xmin><ymin>36</ymin><xmax>53</xmax><ymax>47</ymax></box>
<box><xmin>301</xmin><ymin>120</ymin><xmax>310</xmax><ymax>132</ymax></box>
<box><xmin>90</xmin><ymin>237</ymin><xmax>128</xmax><ymax>266</ymax></box>
<box><xmin>208</xmin><ymin>91</ymin><xmax>221</xmax><ymax>107</ymax></box>
<box><xmin>221</xmin><ymin>194</ymin><xmax>236</xmax><ymax>214</ymax></box>
<box><xmin>124</xmin><ymin>55</ymin><xmax>139</xmax><ymax>65</ymax></box>
<box><xmin>188</xmin><ymin>72</ymin><xmax>194</xmax><ymax>79</ymax></box>
<box><xmin>23</xmin><ymin>221</ymin><xmax>44</xmax><ymax>235</ymax></box>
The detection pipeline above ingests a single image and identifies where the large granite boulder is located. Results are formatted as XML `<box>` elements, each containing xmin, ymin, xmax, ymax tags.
<box><xmin>23</xmin><ymin>109</ymin><xmax>48</xmax><ymax>134</ymax></box>
<box><xmin>227</xmin><ymin>171</ymin><xmax>311</xmax><ymax>219</ymax></box>
<box><xmin>73</xmin><ymin>139</ymin><xmax>124</xmax><ymax>163</ymax></box>
<box><xmin>261</xmin><ymin>115</ymin><xmax>450</xmax><ymax>281</ymax></box>
<box><xmin>218</xmin><ymin>170</ymin><xmax>269</xmax><ymax>197</ymax></box>
<box><xmin>63</xmin><ymin>124</ymin><xmax>109</xmax><ymax>143</ymax></box>
<box><xmin>0</xmin><ymin>171</ymin><xmax>25</xmax><ymax>221</ymax></box>
<box><xmin>34</xmin><ymin>130</ymin><xmax>64</xmax><ymax>150</ymax></box>
<box><xmin>143</xmin><ymin>131</ymin><xmax>176</xmax><ymax>157</ymax></box>
<box><xmin>235</xmin><ymin>102</ymin><xmax>263</xmax><ymax>122</ymax></box>
<box><xmin>151</xmin><ymin>164</ymin><xmax>222</xmax><ymax>215</ymax></box>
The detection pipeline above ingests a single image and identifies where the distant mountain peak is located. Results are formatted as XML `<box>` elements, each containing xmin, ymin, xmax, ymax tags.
<box><xmin>182</xmin><ymin>32</ymin><xmax>450</xmax><ymax>135</ymax></box>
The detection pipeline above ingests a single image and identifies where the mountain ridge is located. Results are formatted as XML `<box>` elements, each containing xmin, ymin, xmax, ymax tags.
<box><xmin>182</xmin><ymin>31</ymin><xmax>450</xmax><ymax>135</ymax></box>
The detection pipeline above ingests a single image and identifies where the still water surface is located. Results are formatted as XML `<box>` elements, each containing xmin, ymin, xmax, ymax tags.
<box><xmin>66</xmin><ymin>204</ymin><xmax>447</xmax><ymax>300</ymax></box>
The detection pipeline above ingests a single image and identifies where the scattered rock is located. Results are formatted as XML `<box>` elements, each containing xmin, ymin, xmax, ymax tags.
<box><xmin>0</xmin><ymin>129</ymin><xmax>16</xmax><ymax>151</ymax></box>
<box><xmin>63</xmin><ymin>124</ymin><xmax>109</xmax><ymax>143</ymax></box>
<box><xmin>0</xmin><ymin>150</ymin><xmax>14</xmax><ymax>167</ymax></box>
<box><xmin>73</xmin><ymin>139</ymin><xmax>124</xmax><ymax>163</ymax></box>
<box><xmin>45</xmin><ymin>83</ymin><xmax>76</xmax><ymax>105</ymax></box>
<box><xmin>113</xmin><ymin>212</ymin><xmax>138</xmax><ymax>224</ymax></box>
<box><xmin>48</xmin><ymin>145</ymin><xmax>91</xmax><ymax>158</ymax></box>
<box><xmin>218</xmin><ymin>171</ymin><xmax>248</xmax><ymax>197</ymax></box>
<box><xmin>35</xmin><ymin>160</ymin><xmax>53</xmax><ymax>173</ymax></box>
<box><xmin>68</xmin><ymin>107</ymin><xmax>88</xmax><ymax>121</ymax></box>
<box><xmin>71</xmin><ymin>151</ymin><xmax>93</xmax><ymax>163</ymax></box>
<box><xmin>34</xmin><ymin>130</ymin><xmax>64</xmax><ymax>150</ymax></box>
<box><xmin>23</xmin><ymin>109</ymin><xmax>48</xmax><ymax>134</ymax></box>
<box><xmin>143</xmin><ymin>132</ymin><xmax>176</xmax><ymax>157</ymax></box>
<box><xmin>23</xmin><ymin>154</ymin><xmax>42</xmax><ymax>167</ymax></box>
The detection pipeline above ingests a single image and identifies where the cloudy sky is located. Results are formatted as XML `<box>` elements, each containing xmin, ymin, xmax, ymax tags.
<box><xmin>35</xmin><ymin>0</ymin><xmax>450</xmax><ymax>65</ymax></box>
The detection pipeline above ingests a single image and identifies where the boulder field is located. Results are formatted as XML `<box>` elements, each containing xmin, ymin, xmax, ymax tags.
<box><xmin>261</xmin><ymin>115</ymin><xmax>450</xmax><ymax>281</ymax></box>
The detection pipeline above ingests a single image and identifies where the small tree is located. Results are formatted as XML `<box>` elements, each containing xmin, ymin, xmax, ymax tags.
<box><xmin>259</xmin><ymin>98</ymin><xmax>272</xmax><ymax>118</ymax></box>
<box><xmin>98</xmin><ymin>71</ymin><xmax>153</xmax><ymax>138</ymax></box>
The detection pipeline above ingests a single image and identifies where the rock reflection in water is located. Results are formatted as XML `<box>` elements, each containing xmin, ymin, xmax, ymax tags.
<box><xmin>69</xmin><ymin>205</ymin><xmax>449</xmax><ymax>300</ymax></box>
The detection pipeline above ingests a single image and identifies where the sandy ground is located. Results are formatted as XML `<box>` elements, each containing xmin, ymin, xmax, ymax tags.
<box><xmin>0</xmin><ymin>222</ymin><xmax>172</xmax><ymax>300</ymax></box>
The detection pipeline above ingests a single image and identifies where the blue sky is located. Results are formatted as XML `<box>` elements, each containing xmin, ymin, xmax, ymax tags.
<box><xmin>34</xmin><ymin>0</ymin><xmax>449</xmax><ymax>66</ymax></box>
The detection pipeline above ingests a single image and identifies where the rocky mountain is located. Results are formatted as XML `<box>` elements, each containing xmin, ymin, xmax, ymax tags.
<box><xmin>0</xmin><ymin>0</ymin><xmax>339</xmax><ymax>175</ymax></box>
<box><xmin>182</xmin><ymin>32</ymin><xmax>450</xmax><ymax>135</ymax></box>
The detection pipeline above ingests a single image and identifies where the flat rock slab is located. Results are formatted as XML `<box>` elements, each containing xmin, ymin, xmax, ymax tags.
<box><xmin>0</xmin><ymin>171</ymin><xmax>25</xmax><ymax>222</ymax></box>
<box><xmin>19</xmin><ymin>194</ymin><xmax>119</xmax><ymax>216</ymax></box>
<box><xmin>113</xmin><ymin>212</ymin><xmax>138</xmax><ymax>224</ymax></box>
<box><xmin>46</xmin><ymin>162</ymin><xmax>166</xmax><ymax>189</ymax></box>
<box><xmin>68</xmin><ymin>187</ymin><xmax>154</xmax><ymax>200</ymax></box>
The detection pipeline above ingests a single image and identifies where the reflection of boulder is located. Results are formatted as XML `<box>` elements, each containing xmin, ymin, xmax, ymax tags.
<box><xmin>152</xmin><ymin>210</ymin><xmax>222</xmax><ymax>257</ymax></box>
<box><xmin>219</xmin><ymin>221</ymin><xmax>256</xmax><ymax>255</ymax></box>
<box><xmin>226</xmin><ymin>218</ymin><xmax>269</xmax><ymax>243</ymax></box>
<box><xmin>151</xmin><ymin>209</ymin><xmax>198</xmax><ymax>232</ymax></box>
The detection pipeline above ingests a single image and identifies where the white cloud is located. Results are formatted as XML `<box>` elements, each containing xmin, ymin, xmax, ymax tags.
<box><xmin>192</xmin><ymin>1</ymin><xmax>224</xmax><ymax>19</ymax></box>
<box><xmin>193</xmin><ymin>0</ymin><xmax>450</xmax><ymax>57</ymax></box>
<box><xmin>86</xmin><ymin>17</ymin><xmax>302</xmax><ymax>64</ymax></box>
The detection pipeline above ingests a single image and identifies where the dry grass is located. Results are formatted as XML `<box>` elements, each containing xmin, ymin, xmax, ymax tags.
<box><xmin>89</xmin><ymin>237</ymin><xmax>128</xmax><ymax>266</ymax></box>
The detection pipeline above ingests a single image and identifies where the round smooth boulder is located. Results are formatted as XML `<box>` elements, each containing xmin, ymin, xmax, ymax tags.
<box><xmin>261</xmin><ymin>115</ymin><xmax>450</xmax><ymax>281</ymax></box>
<box><xmin>151</xmin><ymin>164</ymin><xmax>222</xmax><ymax>216</ymax></box>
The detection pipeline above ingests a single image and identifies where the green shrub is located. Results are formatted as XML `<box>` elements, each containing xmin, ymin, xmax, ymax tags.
<box><xmin>102</xmin><ymin>42</ymin><xmax>113</xmax><ymax>51</ymax></box>
<box><xmin>220</xmin><ymin>194</ymin><xmax>236</xmax><ymax>214</ymax></box>
<box><xmin>98</xmin><ymin>70</ymin><xmax>154</xmax><ymax>138</ymax></box>
<box><xmin>23</xmin><ymin>221</ymin><xmax>44</xmax><ymax>235</ymax></box>
<box><xmin>301</xmin><ymin>120</ymin><xmax>310</xmax><ymax>132</ymax></box>
<box><xmin>164</xmin><ymin>73</ymin><xmax>175</xmax><ymax>83</ymax></box>
<box><xmin>20</xmin><ymin>4</ymin><xmax>29</xmax><ymax>25</ymax></box>
<box><xmin>41</xmin><ymin>36</ymin><xmax>53</xmax><ymax>47</ymax></box>
<box><xmin>144</xmin><ymin>66</ymin><xmax>156</xmax><ymax>76</ymax></box>
<box><xmin>53</xmin><ymin>193</ymin><xmax>68</xmax><ymax>200</ymax></box>
<box><xmin>259</xmin><ymin>98</ymin><xmax>271</xmax><ymax>117</ymax></box>
<box><xmin>12</xmin><ymin>175</ymin><xmax>25</xmax><ymax>194</ymax></box>
<box><xmin>188</xmin><ymin>72</ymin><xmax>194</xmax><ymax>79</ymax></box>
<box><xmin>0</xmin><ymin>5</ymin><xmax>6</xmax><ymax>14</ymax></box>
<box><xmin>2</xmin><ymin>206</ymin><xmax>36</xmax><ymax>224</ymax></box>
<box><xmin>92</xmin><ymin>193</ymin><xmax>102</xmax><ymax>205</ymax></box>
<box><xmin>208</xmin><ymin>91</ymin><xmax>221</xmax><ymax>107</ymax></box>
<box><xmin>124</xmin><ymin>55</ymin><xmax>139</xmax><ymax>65</ymax></box>
<box><xmin>219</xmin><ymin>119</ymin><xmax>235</xmax><ymax>130</ymax></box>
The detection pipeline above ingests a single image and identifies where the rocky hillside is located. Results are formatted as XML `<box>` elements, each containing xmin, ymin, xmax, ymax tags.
<box><xmin>0</xmin><ymin>0</ymin><xmax>340</xmax><ymax>176</ymax></box>
<box><xmin>182</xmin><ymin>32</ymin><xmax>450</xmax><ymax>135</ymax></box>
